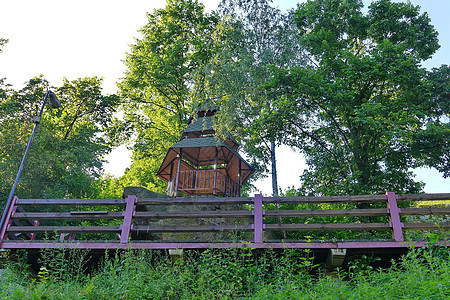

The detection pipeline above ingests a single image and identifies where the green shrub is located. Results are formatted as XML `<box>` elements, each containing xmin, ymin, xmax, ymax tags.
<box><xmin>0</xmin><ymin>245</ymin><xmax>449</xmax><ymax>299</ymax></box>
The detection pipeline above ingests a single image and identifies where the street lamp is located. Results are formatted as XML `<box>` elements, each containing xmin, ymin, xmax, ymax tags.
<box><xmin>0</xmin><ymin>90</ymin><xmax>61</xmax><ymax>239</ymax></box>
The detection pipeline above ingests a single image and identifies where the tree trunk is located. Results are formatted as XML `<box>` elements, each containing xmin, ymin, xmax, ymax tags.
<box><xmin>271</xmin><ymin>141</ymin><xmax>285</xmax><ymax>239</ymax></box>
<box><xmin>271</xmin><ymin>141</ymin><xmax>278</xmax><ymax>196</ymax></box>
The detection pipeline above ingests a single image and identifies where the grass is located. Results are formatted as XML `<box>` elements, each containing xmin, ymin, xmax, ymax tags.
<box><xmin>0</xmin><ymin>242</ymin><xmax>449</xmax><ymax>299</ymax></box>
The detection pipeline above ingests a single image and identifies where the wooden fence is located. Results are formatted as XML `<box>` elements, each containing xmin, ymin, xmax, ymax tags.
<box><xmin>0</xmin><ymin>192</ymin><xmax>449</xmax><ymax>250</ymax></box>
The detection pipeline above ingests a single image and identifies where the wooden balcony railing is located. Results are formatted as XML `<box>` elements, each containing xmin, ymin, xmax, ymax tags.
<box><xmin>177</xmin><ymin>169</ymin><xmax>241</xmax><ymax>197</ymax></box>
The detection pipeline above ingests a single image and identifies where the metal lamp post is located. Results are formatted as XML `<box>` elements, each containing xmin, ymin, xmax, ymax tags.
<box><xmin>0</xmin><ymin>90</ymin><xmax>61</xmax><ymax>239</ymax></box>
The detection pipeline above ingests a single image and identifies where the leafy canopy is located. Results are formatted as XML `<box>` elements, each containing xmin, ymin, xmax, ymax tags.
<box><xmin>115</xmin><ymin>0</ymin><xmax>218</xmax><ymax>192</ymax></box>
<box><xmin>266</xmin><ymin>0</ymin><xmax>449</xmax><ymax>195</ymax></box>
<box><xmin>202</xmin><ymin>0</ymin><xmax>304</xmax><ymax>194</ymax></box>
<box><xmin>0</xmin><ymin>76</ymin><xmax>118</xmax><ymax>201</ymax></box>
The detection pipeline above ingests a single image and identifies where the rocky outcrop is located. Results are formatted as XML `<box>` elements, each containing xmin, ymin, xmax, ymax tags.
<box><xmin>123</xmin><ymin>186</ymin><xmax>252</xmax><ymax>242</ymax></box>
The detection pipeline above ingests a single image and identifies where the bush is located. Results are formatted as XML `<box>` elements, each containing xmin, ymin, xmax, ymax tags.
<box><xmin>0</xmin><ymin>245</ymin><xmax>449</xmax><ymax>299</ymax></box>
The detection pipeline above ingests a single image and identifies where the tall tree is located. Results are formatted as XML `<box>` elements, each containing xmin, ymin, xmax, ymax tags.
<box><xmin>115</xmin><ymin>0</ymin><xmax>218</xmax><ymax>193</ymax></box>
<box><xmin>267</xmin><ymin>0</ymin><xmax>449</xmax><ymax>196</ymax></box>
<box><xmin>0</xmin><ymin>76</ymin><xmax>118</xmax><ymax>202</ymax></box>
<box><xmin>204</xmin><ymin>0</ymin><xmax>304</xmax><ymax>195</ymax></box>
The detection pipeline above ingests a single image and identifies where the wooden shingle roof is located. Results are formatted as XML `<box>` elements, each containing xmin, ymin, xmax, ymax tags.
<box><xmin>183</xmin><ymin>117</ymin><xmax>215</xmax><ymax>133</ymax></box>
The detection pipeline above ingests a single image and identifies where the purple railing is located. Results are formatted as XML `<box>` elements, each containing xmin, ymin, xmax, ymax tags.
<box><xmin>0</xmin><ymin>192</ymin><xmax>449</xmax><ymax>250</ymax></box>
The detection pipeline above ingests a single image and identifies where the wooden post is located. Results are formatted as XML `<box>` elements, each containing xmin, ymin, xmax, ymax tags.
<box><xmin>386</xmin><ymin>191</ymin><xmax>404</xmax><ymax>242</ymax></box>
<box><xmin>167</xmin><ymin>163</ymin><xmax>175</xmax><ymax>196</ymax></box>
<box><xmin>120</xmin><ymin>195</ymin><xmax>136</xmax><ymax>244</ymax></box>
<box><xmin>169</xmin><ymin>163</ymin><xmax>174</xmax><ymax>182</ymax></box>
<box><xmin>30</xmin><ymin>220</ymin><xmax>39</xmax><ymax>240</ymax></box>
<box><xmin>253</xmin><ymin>194</ymin><xmax>264</xmax><ymax>243</ymax></box>
<box><xmin>186</xmin><ymin>171</ymin><xmax>190</xmax><ymax>189</ymax></box>
<box><xmin>213</xmin><ymin>147</ymin><xmax>218</xmax><ymax>195</ymax></box>
<box><xmin>202</xmin><ymin>170</ymin><xmax>206</xmax><ymax>189</ymax></box>
<box><xmin>174</xmin><ymin>149</ymin><xmax>182</xmax><ymax>197</ymax></box>
<box><xmin>238</xmin><ymin>160</ymin><xmax>242</xmax><ymax>197</ymax></box>
<box><xmin>224</xmin><ymin>174</ymin><xmax>228</xmax><ymax>196</ymax></box>
<box><xmin>194</xmin><ymin>169</ymin><xmax>198</xmax><ymax>190</ymax></box>
<box><xmin>0</xmin><ymin>196</ymin><xmax>18</xmax><ymax>240</ymax></box>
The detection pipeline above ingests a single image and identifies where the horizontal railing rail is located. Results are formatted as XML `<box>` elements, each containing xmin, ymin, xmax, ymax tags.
<box><xmin>16</xmin><ymin>199</ymin><xmax>126</xmax><ymax>206</ymax></box>
<box><xmin>0</xmin><ymin>192</ymin><xmax>448</xmax><ymax>250</ymax></box>
<box><xmin>137</xmin><ymin>197</ymin><xmax>253</xmax><ymax>205</ymax></box>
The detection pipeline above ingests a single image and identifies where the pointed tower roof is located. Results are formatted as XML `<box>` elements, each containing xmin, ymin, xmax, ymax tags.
<box><xmin>157</xmin><ymin>101</ymin><xmax>254</xmax><ymax>197</ymax></box>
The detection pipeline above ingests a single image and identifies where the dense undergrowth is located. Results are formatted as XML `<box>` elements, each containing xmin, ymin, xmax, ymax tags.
<box><xmin>0</xmin><ymin>241</ymin><xmax>449</xmax><ymax>299</ymax></box>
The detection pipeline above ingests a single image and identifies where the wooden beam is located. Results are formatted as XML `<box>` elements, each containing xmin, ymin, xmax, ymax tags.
<box><xmin>0</xmin><ymin>196</ymin><xmax>18</xmax><ymax>240</ymax></box>
<box><xmin>400</xmin><ymin>207</ymin><xmax>450</xmax><ymax>215</ymax></box>
<box><xmin>265</xmin><ymin>195</ymin><xmax>387</xmax><ymax>204</ymax></box>
<box><xmin>265</xmin><ymin>223</ymin><xmax>391</xmax><ymax>231</ymax></box>
<box><xmin>157</xmin><ymin>150</ymin><xmax>178</xmax><ymax>178</ymax></box>
<box><xmin>132</xmin><ymin>224</ymin><xmax>253</xmax><ymax>232</ymax></box>
<box><xmin>137</xmin><ymin>197</ymin><xmax>253</xmax><ymax>205</ymax></box>
<box><xmin>397</xmin><ymin>193</ymin><xmax>450</xmax><ymax>202</ymax></box>
<box><xmin>14</xmin><ymin>206</ymin><xmax>37</xmax><ymax>226</ymax></box>
<box><xmin>386</xmin><ymin>192</ymin><xmax>404</xmax><ymax>242</ymax></box>
<box><xmin>403</xmin><ymin>222</ymin><xmax>450</xmax><ymax>230</ymax></box>
<box><xmin>17</xmin><ymin>199</ymin><xmax>125</xmax><ymax>206</ymax></box>
<box><xmin>265</xmin><ymin>208</ymin><xmax>388</xmax><ymax>218</ymax></box>
<box><xmin>10</xmin><ymin>218</ymin><xmax>35</xmax><ymax>240</ymax></box>
<box><xmin>70</xmin><ymin>211</ymin><xmax>108</xmax><ymax>215</ymax></box>
<box><xmin>13</xmin><ymin>208</ymin><xmax>393</xmax><ymax>220</ymax></box>
<box><xmin>253</xmin><ymin>194</ymin><xmax>264</xmax><ymax>243</ymax></box>
<box><xmin>120</xmin><ymin>195</ymin><xmax>136</xmax><ymax>243</ymax></box>
<box><xmin>134</xmin><ymin>210</ymin><xmax>252</xmax><ymax>218</ymax></box>
<box><xmin>12</xmin><ymin>212</ymin><xmax>123</xmax><ymax>220</ymax></box>
<box><xmin>7</xmin><ymin>226</ymin><xmax>121</xmax><ymax>233</ymax></box>
<box><xmin>1</xmin><ymin>240</ymin><xmax>448</xmax><ymax>250</ymax></box>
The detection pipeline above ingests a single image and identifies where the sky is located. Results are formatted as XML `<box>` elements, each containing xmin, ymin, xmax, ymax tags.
<box><xmin>0</xmin><ymin>0</ymin><xmax>448</xmax><ymax>195</ymax></box>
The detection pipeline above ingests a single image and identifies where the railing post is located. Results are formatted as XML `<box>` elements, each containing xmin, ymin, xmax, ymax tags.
<box><xmin>30</xmin><ymin>220</ymin><xmax>39</xmax><ymax>240</ymax></box>
<box><xmin>213</xmin><ymin>147</ymin><xmax>218</xmax><ymax>195</ymax></box>
<box><xmin>120</xmin><ymin>195</ymin><xmax>136</xmax><ymax>244</ymax></box>
<box><xmin>252</xmin><ymin>194</ymin><xmax>264</xmax><ymax>243</ymax></box>
<box><xmin>238</xmin><ymin>160</ymin><xmax>242</xmax><ymax>197</ymax></box>
<box><xmin>386</xmin><ymin>191</ymin><xmax>404</xmax><ymax>242</ymax></box>
<box><xmin>0</xmin><ymin>196</ymin><xmax>19</xmax><ymax>241</ymax></box>
<box><xmin>174</xmin><ymin>149</ymin><xmax>182</xmax><ymax>196</ymax></box>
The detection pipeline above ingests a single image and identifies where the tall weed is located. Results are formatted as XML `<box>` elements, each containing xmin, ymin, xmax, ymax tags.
<box><xmin>0</xmin><ymin>245</ymin><xmax>449</xmax><ymax>299</ymax></box>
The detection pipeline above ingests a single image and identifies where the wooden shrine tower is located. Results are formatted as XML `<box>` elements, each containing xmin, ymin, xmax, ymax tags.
<box><xmin>157</xmin><ymin>103</ymin><xmax>254</xmax><ymax>197</ymax></box>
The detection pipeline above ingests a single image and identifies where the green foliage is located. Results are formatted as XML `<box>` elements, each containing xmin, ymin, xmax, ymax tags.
<box><xmin>1</xmin><ymin>246</ymin><xmax>449</xmax><ymax>299</ymax></box>
<box><xmin>0</xmin><ymin>75</ymin><xmax>118</xmax><ymax>203</ymax></box>
<box><xmin>92</xmin><ymin>175</ymin><xmax>124</xmax><ymax>199</ymax></box>
<box><xmin>204</xmin><ymin>0</ymin><xmax>305</xmax><ymax>194</ymax></box>
<box><xmin>266</xmin><ymin>0</ymin><xmax>448</xmax><ymax>196</ymax></box>
<box><xmin>115</xmin><ymin>0</ymin><xmax>219</xmax><ymax>193</ymax></box>
<box><xmin>0</xmin><ymin>37</ymin><xmax>7</xmax><ymax>53</ymax></box>
<box><xmin>38</xmin><ymin>248</ymin><xmax>89</xmax><ymax>283</ymax></box>
<box><xmin>0</xmin><ymin>248</ymin><xmax>317</xmax><ymax>299</ymax></box>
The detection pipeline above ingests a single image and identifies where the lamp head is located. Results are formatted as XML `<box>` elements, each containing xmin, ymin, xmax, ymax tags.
<box><xmin>48</xmin><ymin>91</ymin><xmax>60</xmax><ymax>109</ymax></box>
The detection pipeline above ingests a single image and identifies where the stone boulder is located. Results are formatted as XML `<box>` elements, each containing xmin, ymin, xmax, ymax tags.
<box><xmin>123</xmin><ymin>186</ymin><xmax>252</xmax><ymax>242</ymax></box>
